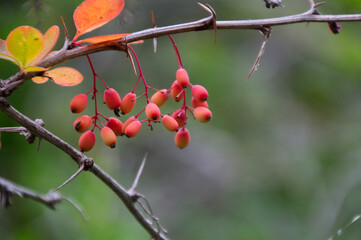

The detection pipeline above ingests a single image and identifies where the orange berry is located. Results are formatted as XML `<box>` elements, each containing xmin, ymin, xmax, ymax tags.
<box><xmin>100</xmin><ymin>127</ymin><xmax>117</xmax><ymax>148</ymax></box>
<box><xmin>191</xmin><ymin>85</ymin><xmax>208</xmax><ymax>102</ymax></box>
<box><xmin>172</xmin><ymin>109</ymin><xmax>187</xmax><ymax>128</ymax></box>
<box><xmin>191</xmin><ymin>97</ymin><xmax>209</xmax><ymax>108</ymax></box>
<box><xmin>124</xmin><ymin>120</ymin><xmax>142</xmax><ymax>138</ymax></box>
<box><xmin>145</xmin><ymin>103</ymin><xmax>161</xmax><ymax>122</ymax></box>
<box><xmin>104</xmin><ymin>88</ymin><xmax>121</xmax><ymax>110</ymax></box>
<box><xmin>162</xmin><ymin>115</ymin><xmax>179</xmax><ymax>132</ymax></box>
<box><xmin>170</xmin><ymin>80</ymin><xmax>184</xmax><ymax>102</ymax></box>
<box><xmin>74</xmin><ymin>115</ymin><xmax>92</xmax><ymax>133</ymax></box>
<box><xmin>78</xmin><ymin>131</ymin><xmax>96</xmax><ymax>152</ymax></box>
<box><xmin>176</xmin><ymin>68</ymin><xmax>190</xmax><ymax>88</ymax></box>
<box><xmin>121</xmin><ymin>92</ymin><xmax>137</xmax><ymax>114</ymax></box>
<box><xmin>194</xmin><ymin>107</ymin><xmax>212</xmax><ymax>123</ymax></box>
<box><xmin>106</xmin><ymin>117</ymin><xmax>123</xmax><ymax>136</ymax></box>
<box><xmin>151</xmin><ymin>89</ymin><xmax>169</xmax><ymax>107</ymax></box>
<box><xmin>174</xmin><ymin>127</ymin><xmax>190</xmax><ymax>149</ymax></box>
<box><xmin>70</xmin><ymin>94</ymin><xmax>88</xmax><ymax>113</ymax></box>
<box><xmin>122</xmin><ymin>116</ymin><xmax>137</xmax><ymax>134</ymax></box>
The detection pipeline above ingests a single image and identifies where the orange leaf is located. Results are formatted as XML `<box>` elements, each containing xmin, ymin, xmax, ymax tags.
<box><xmin>77</xmin><ymin>34</ymin><xmax>143</xmax><ymax>44</ymax></box>
<box><xmin>45</xmin><ymin>67</ymin><xmax>83</xmax><ymax>86</ymax></box>
<box><xmin>28</xmin><ymin>26</ymin><xmax>59</xmax><ymax>66</ymax></box>
<box><xmin>32</xmin><ymin>76</ymin><xmax>49</xmax><ymax>84</ymax></box>
<box><xmin>73</xmin><ymin>0</ymin><xmax>124</xmax><ymax>41</ymax></box>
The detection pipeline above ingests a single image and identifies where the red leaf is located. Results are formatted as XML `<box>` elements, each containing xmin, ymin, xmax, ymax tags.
<box><xmin>73</xmin><ymin>0</ymin><xmax>124</xmax><ymax>41</ymax></box>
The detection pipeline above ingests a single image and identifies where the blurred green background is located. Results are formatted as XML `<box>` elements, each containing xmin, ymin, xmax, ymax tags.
<box><xmin>2</xmin><ymin>0</ymin><xmax>361</xmax><ymax>239</ymax></box>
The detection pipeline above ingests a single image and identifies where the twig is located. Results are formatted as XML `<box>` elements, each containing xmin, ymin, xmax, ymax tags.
<box><xmin>0</xmin><ymin>176</ymin><xmax>62</xmax><ymax>209</ymax></box>
<box><xmin>1</xmin><ymin>7</ymin><xmax>361</xmax><ymax>96</ymax></box>
<box><xmin>0</xmin><ymin>99</ymin><xmax>168</xmax><ymax>240</ymax></box>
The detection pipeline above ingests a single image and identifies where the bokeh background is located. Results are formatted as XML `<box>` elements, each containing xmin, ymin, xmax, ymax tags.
<box><xmin>1</xmin><ymin>0</ymin><xmax>361</xmax><ymax>239</ymax></box>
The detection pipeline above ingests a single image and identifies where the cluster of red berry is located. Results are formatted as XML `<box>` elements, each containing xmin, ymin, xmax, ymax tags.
<box><xmin>69</xmin><ymin>37</ymin><xmax>211</xmax><ymax>152</ymax></box>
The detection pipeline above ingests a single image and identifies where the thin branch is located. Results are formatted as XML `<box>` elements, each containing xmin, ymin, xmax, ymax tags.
<box><xmin>1</xmin><ymin>4</ymin><xmax>361</xmax><ymax>239</ymax></box>
<box><xmin>0</xmin><ymin>176</ymin><xmax>62</xmax><ymax>209</ymax></box>
<box><xmin>2</xmin><ymin>8</ymin><xmax>361</xmax><ymax>96</ymax></box>
<box><xmin>0</xmin><ymin>98</ymin><xmax>168</xmax><ymax>240</ymax></box>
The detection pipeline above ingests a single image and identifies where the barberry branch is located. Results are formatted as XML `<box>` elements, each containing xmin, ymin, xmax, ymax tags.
<box><xmin>1</xmin><ymin>5</ymin><xmax>361</xmax><ymax>96</ymax></box>
<box><xmin>0</xmin><ymin>176</ymin><xmax>62</xmax><ymax>209</ymax></box>
<box><xmin>1</xmin><ymin>2</ymin><xmax>361</xmax><ymax>239</ymax></box>
<box><xmin>0</xmin><ymin>98</ymin><xmax>168</xmax><ymax>240</ymax></box>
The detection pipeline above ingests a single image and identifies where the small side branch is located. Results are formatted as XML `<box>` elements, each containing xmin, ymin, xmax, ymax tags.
<box><xmin>0</xmin><ymin>177</ymin><xmax>62</xmax><ymax>209</ymax></box>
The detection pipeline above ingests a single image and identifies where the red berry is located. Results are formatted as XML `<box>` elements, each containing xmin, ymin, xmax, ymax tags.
<box><xmin>172</xmin><ymin>109</ymin><xmax>187</xmax><ymax>128</ymax></box>
<box><xmin>104</xmin><ymin>88</ymin><xmax>121</xmax><ymax>110</ymax></box>
<box><xmin>124</xmin><ymin>120</ymin><xmax>142</xmax><ymax>138</ymax></box>
<box><xmin>194</xmin><ymin>107</ymin><xmax>212</xmax><ymax>123</ymax></box>
<box><xmin>191</xmin><ymin>85</ymin><xmax>208</xmax><ymax>102</ymax></box>
<box><xmin>106</xmin><ymin>117</ymin><xmax>123</xmax><ymax>136</ymax></box>
<box><xmin>74</xmin><ymin>115</ymin><xmax>92</xmax><ymax>133</ymax></box>
<box><xmin>121</xmin><ymin>92</ymin><xmax>136</xmax><ymax>114</ymax></box>
<box><xmin>151</xmin><ymin>89</ymin><xmax>169</xmax><ymax>107</ymax></box>
<box><xmin>191</xmin><ymin>97</ymin><xmax>209</xmax><ymax>108</ymax></box>
<box><xmin>175</xmin><ymin>127</ymin><xmax>190</xmax><ymax>149</ymax></box>
<box><xmin>70</xmin><ymin>94</ymin><xmax>88</xmax><ymax>113</ymax></box>
<box><xmin>122</xmin><ymin>116</ymin><xmax>137</xmax><ymax>134</ymax></box>
<box><xmin>162</xmin><ymin>115</ymin><xmax>179</xmax><ymax>132</ymax></box>
<box><xmin>176</xmin><ymin>68</ymin><xmax>190</xmax><ymax>88</ymax></box>
<box><xmin>101</xmin><ymin>127</ymin><xmax>117</xmax><ymax>148</ymax></box>
<box><xmin>145</xmin><ymin>103</ymin><xmax>161</xmax><ymax>122</ymax></box>
<box><xmin>78</xmin><ymin>131</ymin><xmax>96</xmax><ymax>152</ymax></box>
<box><xmin>170</xmin><ymin>80</ymin><xmax>184</xmax><ymax>102</ymax></box>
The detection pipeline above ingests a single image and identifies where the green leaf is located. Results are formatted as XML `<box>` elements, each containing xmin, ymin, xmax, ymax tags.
<box><xmin>6</xmin><ymin>26</ymin><xmax>44</xmax><ymax>68</ymax></box>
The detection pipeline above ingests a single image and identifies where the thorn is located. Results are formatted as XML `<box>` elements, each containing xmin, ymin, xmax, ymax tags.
<box><xmin>54</xmin><ymin>163</ymin><xmax>85</xmax><ymax>192</ymax></box>
<box><xmin>62</xmin><ymin>196</ymin><xmax>88</xmax><ymax>222</ymax></box>
<box><xmin>151</xmin><ymin>11</ymin><xmax>157</xmax><ymax>53</ymax></box>
<box><xmin>129</xmin><ymin>153</ymin><xmax>148</xmax><ymax>193</ymax></box>
<box><xmin>60</xmin><ymin>16</ymin><xmax>69</xmax><ymax>41</ymax></box>
<box><xmin>127</xmin><ymin>49</ymin><xmax>138</xmax><ymax>77</ymax></box>
<box><xmin>198</xmin><ymin>3</ymin><xmax>217</xmax><ymax>44</ymax></box>
<box><xmin>247</xmin><ymin>27</ymin><xmax>271</xmax><ymax>80</ymax></box>
<box><xmin>36</xmin><ymin>138</ymin><xmax>41</xmax><ymax>152</ymax></box>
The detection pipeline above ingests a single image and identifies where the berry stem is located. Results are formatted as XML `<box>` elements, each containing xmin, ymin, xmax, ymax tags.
<box><xmin>168</xmin><ymin>35</ymin><xmax>183</xmax><ymax>69</ymax></box>
<box><xmin>128</xmin><ymin>46</ymin><xmax>151</xmax><ymax>103</ymax></box>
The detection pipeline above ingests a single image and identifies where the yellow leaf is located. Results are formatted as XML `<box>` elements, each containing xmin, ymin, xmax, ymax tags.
<box><xmin>6</xmin><ymin>26</ymin><xmax>44</xmax><ymax>67</ymax></box>
<box><xmin>25</xmin><ymin>66</ymin><xmax>47</xmax><ymax>72</ymax></box>
<box><xmin>28</xmin><ymin>25</ymin><xmax>59</xmax><ymax>66</ymax></box>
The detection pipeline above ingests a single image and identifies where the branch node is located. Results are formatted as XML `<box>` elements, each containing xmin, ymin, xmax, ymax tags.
<box><xmin>0</xmin><ymin>97</ymin><xmax>10</xmax><ymax>108</ymax></box>
<box><xmin>82</xmin><ymin>157</ymin><xmax>94</xmax><ymax>171</ymax></box>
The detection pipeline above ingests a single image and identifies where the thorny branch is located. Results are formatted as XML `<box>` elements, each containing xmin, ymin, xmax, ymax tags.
<box><xmin>1</xmin><ymin>2</ymin><xmax>361</xmax><ymax>239</ymax></box>
<box><xmin>1</xmin><ymin>4</ymin><xmax>361</xmax><ymax>96</ymax></box>
<box><xmin>0</xmin><ymin>98</ymin><xmax>168</xmax><ymax>240</ymax></box>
